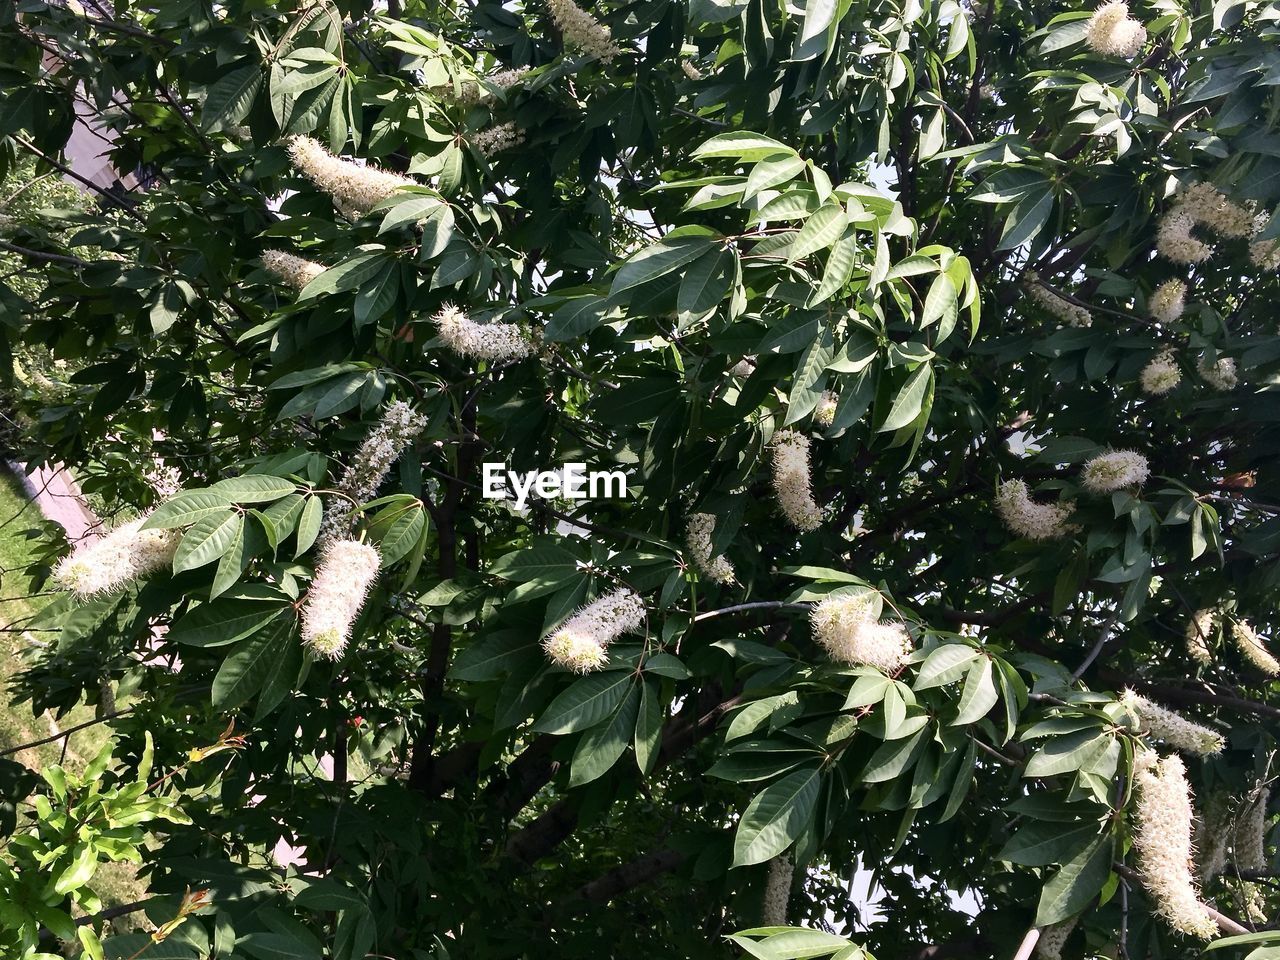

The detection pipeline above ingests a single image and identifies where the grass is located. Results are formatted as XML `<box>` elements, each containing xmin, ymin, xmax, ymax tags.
<box><xmin>0</xmin><ymin>467</ymin><xmax>149</xmax><ymax>933</ymax></box>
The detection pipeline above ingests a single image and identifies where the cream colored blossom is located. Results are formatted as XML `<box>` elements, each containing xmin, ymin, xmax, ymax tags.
<box><xmin>810</xmin><ymin>593</ymin><xmax>913</xmax><ymax>673</ymax></box>
<box><xmin>814</xmin><ymin>391</ymin><xmax>837</xmax><ymax>428</ymax></box>
<box><xmin>1085</xmin><ymin>1</ymin><xmax>1147</xmax><ymax>57</ymax></box>
<box><xmin>1149</xmin><ymin>279</ymin><xmax>1186</xmax><ymax>324</ymax></box>
<box><xmin>1196</xmin><ymin>790</ymin><xmax>1231</xmax><ymax>884</ymax></box>
<box><xmin>1140</xmin><ymin>350</ymin><xmax>1181</xmax><ymax>396</ymax></box>
<box><xmin>1132</xmin><ymin>751</ymin><xmax>1218</xmax><ymax>939</ymax></box>
<box><xmin>1185</xmin><ymin>608</ymin><xmax>1215</xmax><ymax>666</ymax></box>
<box><xmin>321</xmin><ymin>401</ymin><xmax>428</xmax><ymax>541</ymax></box>
<box><xmin>1178</xmin><ymin>183</ymin><xmax>1255</xmax><ymax>239</ymax></box>
<box><xmin>262</xmin><ymin>249</ymin><xmax>325</xmax><ymax>290</ymax></box>
<box><xmin>472</xmin><ymin>121</ymin><xmax>525</xmax><ymax>155</ymax></box>
<box><xmin>546</xmin><ymin>0</ymin><xmax>623</xmax><ymax>61</ymax></box>
<box><xmin>995</xmin><ymin>479</ymin><xmax>1074</xmax><ymax>540</ymax></box>
<box><xmin>681</xmin><ymin>59</ymin><xmax>703</xmax><ymax>81</ymax></box>
<box><xmin>53</xmin><ymin>515</ymin><xmax>179</xmax><ymax>597</ymax></box>
<box><xmin>760</xmin><ymin>854</ymin><xmax>793</xmax><ymax>926</ymax></box>
<box><xmin>1199</xmin><ymin>355</ymin><xmax>1237</xmax><ymax>391</ymax></box>
<box><xmin>1250</xmin><ymin>217</ymin><xmax>1280</xmax><ymax>271</ymax></box>
<box><xmin>769</xmin><ymin>430</ymin><xmax>822</xmax><ymax>531</ymax></box>
<box><xmin>1122</xmin><ymin>689</ymin><xmax>1224</xmax><ymax>756</ymax></box>
<box><xmin>1231</xmin><ymin>620</ymin><xmax>1280</xmax><ymax>676</ymax></box>
<box><xmin>1157</xmin><ymin>210</ymin><xmax>1213</xmax><ymax>264</ymax></box>
<box><xmin>301</xmin><ymin>539</ymin><xmax>381</xmax><ymax>659</ymax></box>
<box><xmin>1080</xmin><ymin>450</ymin><xmax>1149</xmax><ymax>493</ymax></box>
<box><xmin>1236</xmin><ymin>785</ymin><xmax>1271</xmax><ymax>870</ymax></box>
<box><xmin>286</xmin><ymin>135</ymin><xmax>416</xmax><ymax>215</ymax></box>
<box><xmin>433</xmin><ymin>303</ymin><xmax>535</xmax><ymax>362</ymax></box>
<box><xmin>685</xmin><ymin>513</ymin><xmax>734</xmax><ymax>584</ymax></box>
<box><xmin>487</xmin><ymin>66</ymin><xmax>531</xmax><ymax>89</ymax></box>
<box><xmin>1025</xmin><ymin>272</ymin><xmax>1091</xmax><ymax>327</ymax></box>
<box><xmin>543</xmin><ymin>588</ymin><xmax>646</xmax><ymax>672</ymax></box>
<box><xmin>1036</xmin><ymin>918</ymin><xmax>1078</xmax><ymax>960</ymax></box>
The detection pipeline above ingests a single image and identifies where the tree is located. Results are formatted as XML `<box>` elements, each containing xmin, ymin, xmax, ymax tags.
<box><xmin>1</xmin><ymin>0</ymin><xmax>1279</xmax><ymax>957</ymax></box>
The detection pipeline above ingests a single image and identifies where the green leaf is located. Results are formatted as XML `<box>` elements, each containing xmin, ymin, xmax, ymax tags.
<box><xmin>295</xmin><ymin>497</ymin><xmax>323</xmax><ymax>557</ymax></box>
<box><xmin>449</xmin><ymin>631</ymin><xmax>535</xmax><ymax>682</ymax></box>
<box><xmin>732</xmin><ymin>765</ymin><xmax>821</xmax><ymax>867</ymax></box>
<box><xmin>861</xmin><ymin>728</ymin><xmax>928</xmax><ymax>783</ymax></box>
<box><xmin>809</xmin><ymin>228</ymin><xmax>857</xmax><ymax>305</ymax></box>
<box><xmin>378</xmin><ymin>194</ymin><xmax>444</xmax><ymax>234</ymax></box>
<box><xmin>533</xmin><ymin>672</ymin><xmax>634</xmax><ymax>735</ymax></box>
<box><xmin>788</xmin><ymin>202</ymin><xmax>846</xmax><ymax>262</ymax></box>
<box><xmin>143</xmin><ymin>492</ymin><xmax>234</xmax><ymax>529</ymax></box>
<box><xmin>570</xmin><ymin>684</ymin><xmax>641</xmax><ymax>786</ymax></box>
<box><xmin>999</xmin><ymin>821</ymin><xmax>1101</xmax><ymax>867</ymax></box>
<box><xmin>877</xmin><ymin>363</ymin><xmax>933</xmax><ymax>433</ymax></box>
<box><xmin>913</xmin><ymin>643</ymin><xmax>978</xmax><ymax>689</ymax></box>
<box><xmin>203</xmin><ymin>63</ymin><xmax>262</xmax><ymax>132</ymax></box>
<box><xmin>692</xmin><ymin>132</ymin><xmax>798</xmax><ymax>161</ymax></box>
<box><xmin>173</xmin><ymin>511</ymin><xmax>244</xmax><ymax>574</ymax></box>
<box><xmin>612</xmin><ymin>237</ymin><xmax>716</xmax><ymax>294</ymax></box>
<box><xmin>102</xmin><ymin>936</ymin><xmax>199</xmax><ymax>959</ymax></box>
<box><xmin>169</xmin><ymin>599</ymin><xmax>289</xmax><ymax>648</ymax></box>
<box><xmin>489</xmin><ymin>545</ymin><xmax>581</xmax><ymax>583</ymax></box>
<box><xmin>1035</xmin><ymin>832</ymin><xmax>1113</xmax><ymax>924</ymax></box>
<box><xmin>377</xmin><ymin>506</ymin><xmax>426</xmax><ymax>567</ymax></box>
<box><xmin>677</xmin><ymin>248</ymin><xmax>734</xmax><ymax>321</ymax></box>
<box><xmin>210</xmin><ymin>475</ymin><xmax>296</xmax><ymax>504</ymax></box>
<box><xmin>212</xmin><ymin>620</ymin><xmax>293</xmax><ymax>710</ymax></box>
<box><xmin>634</xmin><ymin>679</ymin><xmax>663</xmax><ymax>775</ymax></box>
<box><xmin>998</xmin><ymin>186</ymin><xmax>1054</xmax><ymax>251</ymax></box>
<box><xmin>920</xmin><ymin>273</ymin><xmax>958</xmax><ymax>329</ymax></box>
<box><xmin>238</xmin><ymin>931</ymin><xmax>324</xmax><ymax>960</ymax></box>
<box><xmin>952</xmin><ymin>658</ymin><xmax>999</xmax><ymax>725</ymax></box>
<box><xmin>53</xmin><ymin>843</ymin><xmax>97</xmax><ymax>894</ymax></box>
<box><xmin>743</xmin><ymin>154</ymin><xmax>807</xmax><ymax>201</ymax></box>
<box><xmin>1024</xmin><ymin>731</ymin><xmax>1111</xmax><ymax>778</ymax></box>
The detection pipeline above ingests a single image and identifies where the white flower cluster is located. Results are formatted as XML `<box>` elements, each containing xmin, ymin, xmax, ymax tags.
<box><xmin>1231</xmin><ymin>620</ymin><xmax>1280</xmax><ymax>676</ymax></box>
<box><xmin>1198</xmin><ymin>355</ymin><xmax>1237</xmax><ymax>391</ymax></box>
<box><xmin>810</xmin><ymin>593</ymin><xmax>913</xmax><ymax>673</ymax></box>
<box><xmin>1132</xmin><ymin>751</ymin><xmax>1219</xmax><ymax>940</ymax></box>
<box><xmin>760</xmin><ymin>853</ymin><xmax>793</xmax><ymax>926</ymax></box>
<box><xmin>433</xmin><ymin>303</ymin><xmax>536</xmax><ymax>363</ymax></box>
<box><xmin>321</xmin><ymin>401</ymin><xmax>429</xmax><ymax>542</ymax></box>
<box><xmin>1149</xmin><ymin>279</ymin><xmax>1186</xmax><ymax>324</ymax></box>
<box><xmin>681</xmin><ymin>59</ymin><xmax>703</xmax><ymax>81</ymax></box>
<box><xmin>1156</xmin><ymin>210</ymin><xmax>1213</xmax><ymax>265</ymax></box>
<box><xmin>53</xmin><ymin>515</ymin><xmax>179</xmax><ymax>597</ymax></box>
<box><xmin>769</xmin><ymin>430</ymin><xmax>822</xmax><ymax>531</ymax></box>
<box><xmin>262</xmin><ymin>249</ymin><xmax>326</xmax><ymax>290</ymax></box>
<box><xmin>546</xmin><ymin>0</ymin><xmax>623</xmax><ymax>61</ymax></box>
<box><xmin>472</xmin><ymin>121</ymin><xmax>525</xmax><ymax>155</ymax></box>
<box><xmin>1122</xmin><ymin>689</ymin><xmax>1224</xmax><ymax>756</ymax></box>
<box><xmin>286</xmin><ymin>135</ymin><xmax>417</xmax><ymax>216</ymax></box>
<box><xmin>1140</xmin><ymin>350</ymin><xmax>1181</xmax><ymax>396</ymax></box>
<box><xmin>1177</xmin><ymin>183</ymin><xmax>1255</xmax><ymax>240</ymax></box>
<box><xmin>1035</xmin><ymin>918</ymin><xmax>1078</xmax><ymax>960</ymax></box>
<box><xmin>995</xmin><ymin>479</ymin><xmax>1074</xmax><ymax>540</ymax></box>
<box><xmin>1024</xmin><ymin>273</ymin><xmax>1091</xmax><ymax>327</ymax></box>
<box><xmin>813</xmin><ymin>391</ymin><xmax>838</xmax><ymax>427</ymax></box>
<box><xmin>1236</xmin><ymin>786</ymin><xmax>1271</xmax><ymax>868</ymax></box>
<box><xmin>145</xmin><ymin>462</ymin><xmax>183</xmax><ymax>501</ymax></box>
<box><xmin>1080</xmin><ymin>450</ymin><xmax>1149</xmax><ymax>493</ymax></box>
<box><xmin>1185</xmin><ymin>608</ymin><xmax>1215</xmax><ymax>665</ymax></box>
<box><xmin>685</xmin><ymin>513</ymin><xmax>735</xmax><ymax>584</ymax></box>
<box><xmin>542</xmin><ymin>588</ymin><xmax>645</xmax><ymax>673</ymax></box>
<box><xmin>301</xmin><ymin>539</ymin><xmax>381</xmax><ymax>659</ymax></box>
<box><xmin>1251</xmin><ymin>218</ymin><xmax>1280</xmax><ymax>270</ymax></box>
<box><xmin>1196</xmin><ymin>791</ymin><xmax>1231</xmax><ymax>884</ymax></box>
<box><xmin>1157</xmin><ymin>183</ymin><xmax>1255</xmax><ymax>265</ymax></box>
<box><xmin>1085</xmin><ymin>1</ymin><xmax>1147</xmax><ymax>58</ymax></box>
<box><xmin>487</xmin><ymin>66</ymin><xmax>531</xmax><ymax>89</ymax></box>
